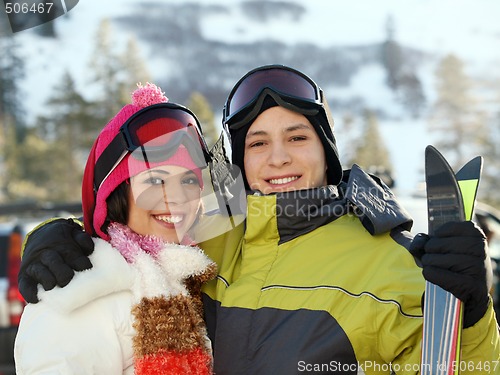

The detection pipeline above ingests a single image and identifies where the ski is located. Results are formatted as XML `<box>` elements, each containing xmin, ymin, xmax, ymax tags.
<box><xmin>421</xmin><ymin>145</ymin><xmax>482</xmax><ymax>375</ymax></box>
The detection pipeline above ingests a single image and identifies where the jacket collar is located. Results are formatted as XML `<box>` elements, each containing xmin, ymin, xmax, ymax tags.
<box><xmin>244</xmin><ymin>165</ymin><xmax>413</xmax><ymax>244</ymax></box>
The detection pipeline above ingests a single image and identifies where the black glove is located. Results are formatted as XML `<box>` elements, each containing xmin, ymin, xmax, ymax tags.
<box><xmin>18</xmin><ymin>218</ymin><xmax>95</xmax><ymax>303</ymax></box>
<box><xmin>410</xmin><ymin>221</ymin><xmax>492</xmax><ymax>328</ymax></box>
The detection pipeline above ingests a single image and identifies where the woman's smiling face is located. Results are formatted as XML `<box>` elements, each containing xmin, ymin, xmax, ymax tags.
<box><xmin>127</xmin><ymin>165</ymin><xmax>202</xmax><ymax>243</ymax></box>
<box><xmin>243</xmin><ymin>106</ymin><xmax>328</xmax><ymax>194</ymax></box>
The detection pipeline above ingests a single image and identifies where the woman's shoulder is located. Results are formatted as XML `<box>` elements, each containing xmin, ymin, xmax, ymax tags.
<box><xmin>36</xmin><ymin>238</ymin><xmax>135</xmax><ymax>313</ymax></box>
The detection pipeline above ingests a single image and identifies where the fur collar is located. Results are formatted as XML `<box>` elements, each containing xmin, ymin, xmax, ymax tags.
<box><xmin>38</xmin><ymin>223</ymin><xmax>215</xmax><ymax>312</ymax></box>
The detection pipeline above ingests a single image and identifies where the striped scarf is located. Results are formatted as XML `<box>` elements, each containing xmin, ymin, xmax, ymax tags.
<box><xmin>108</xmin><ymin>223</ymin><xmax>217</xmax><ymax>375</ymax></box>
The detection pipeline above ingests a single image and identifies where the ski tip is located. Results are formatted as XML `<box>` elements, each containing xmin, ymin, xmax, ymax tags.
<box><xmin>425</xmin><ymin>145</ymin><xmax>437</xmax><ymax>155</ymax></box>
<box><xmin>425</xmin><ymin>145</ymin><xmax>454</xmax><ymax>173</ymax></box>
<box><xmin>425</xmin><ymin>145</ymin><xmax>446</xmax><ymax>161</ymax></box>
<box><xmin>456</xmin><ymin>156</ymin><xmax>483</xmax><ymax>181</ymax></box>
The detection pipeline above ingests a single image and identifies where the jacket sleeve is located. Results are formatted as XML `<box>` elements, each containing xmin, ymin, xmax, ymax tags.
<box><xmin>459</xmin><ymin>298</ymin><xmax>500</xmax><ymax>374</ymax></box>
<box><xmin>14</xmin><ymin>293</ymin><xmax>134</xmax><ymax>374</ymax></box>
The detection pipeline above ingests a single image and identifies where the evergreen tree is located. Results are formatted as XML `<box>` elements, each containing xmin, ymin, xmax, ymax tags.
<box><xmin>478</xmin><ymin>109</ymin><xmax>500</xmax><ymax>206</ymax></box>
<box><xmin>89</xmin><ymin>20</ymin><xmax>152</xmax><ymax>125</ymax></box>
<box><xmin>0</xmin><ymin>119</ymin><xmax>4</xmax><ymax>201</ymax></box>
<box><xmin>337</xmin><ymin>112</ymin><xmax>357</xmax><ymax>165</ymax></box>
<box><xmin>460</xmin><ymin>72</ymin><xmax>500</xmax><ymax>205</ymax></box>
<box><xmin>381</xmin><ymin>15</ymin><xmax>404</xmax><ymax>91</ymax></box>
<box><xmin>88</xmin><ymin>18</ymin><xmax>127</xmax><ymax>123</ymax></box>
<box><xmin>0</xmin><ymin>19</ymin><xmax>25</xmax><ymax>141</ymax></box>
<box><xmin>3</xmin><ymin>128</ymin><xmax>75</xmax><ymax>202</ymax></box>
<box><xmin>429</xmin><ymin>54</ymin><xmax>486</xmax><ymax>168</ymax></box>
<box><xmin>31</xmin><ymin>71</ymin><xmax>96</xmax><ymax>201</ymax></box>
<box><xmin>121</xmin><ymin>37</ymin><xmax>151</xmax><ymax>88</ymax></box>
<box><xmin>0</xmin><ymin>18</ymin><xmax>27</xmax><ymax>202</ymax></box>
<box><xmin>380</xmin><ymin>16</ymin><xmax>425</xmax><ymax>118</ymax></box>
<box><xmin>37</xmin><ymin>70</ymin><xmax>99</xmax><ymax>148</ymax></box>
<box><xmin>351</xmin><ymin>110</ymin><xmax>393</xmax><ymax>185</ymax></box>
<box><xmin>186</xmin><ymin>92</ymin><xmax>219</xmax><ymax>148</ymax></box>
<box><xmin>396</xmin><ymin>71</ymin><xmax>426</xmax><ymax>118</ymax></box>
<box><xmin>116</xmin><ymin>36</ymin><xmax>152</xmax><ymax>107</ymax></box>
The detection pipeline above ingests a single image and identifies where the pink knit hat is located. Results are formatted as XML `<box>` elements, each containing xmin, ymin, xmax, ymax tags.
<box><xmin>82</xmin><ymin>83</ymin><xmax>206</xmax><ymax>240</ymax></box>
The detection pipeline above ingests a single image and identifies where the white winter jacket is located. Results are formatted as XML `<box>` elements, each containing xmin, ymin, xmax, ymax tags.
<box><xmin>14</xmin><ymin>235</ymin><xmax>214</xmax><ymax>375</ymax></box>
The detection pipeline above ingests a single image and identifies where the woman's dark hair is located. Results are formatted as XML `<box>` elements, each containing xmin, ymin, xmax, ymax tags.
<box><xmin>102</xmin><ymin>181</ymin><xmax>130</xmax><ymax>234</ymax></box>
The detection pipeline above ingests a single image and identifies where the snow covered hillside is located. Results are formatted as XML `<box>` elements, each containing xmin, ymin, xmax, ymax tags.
<box><xmin>8</xmin><ymin>0</ymin><xmax>500</xmax><ymax>195</ymax></box>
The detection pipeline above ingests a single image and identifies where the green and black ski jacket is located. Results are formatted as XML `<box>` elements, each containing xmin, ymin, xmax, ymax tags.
<box><xmin>200</xmin><ymin>166</ymin><xmax>499</xmax><ymax>375</ymax></box>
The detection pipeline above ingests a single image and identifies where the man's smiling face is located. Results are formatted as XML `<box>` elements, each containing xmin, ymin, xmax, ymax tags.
<box><xmin>243</xmin><ymin>106</ymin><xmax>328</xmax><ymax>194</ymax></box>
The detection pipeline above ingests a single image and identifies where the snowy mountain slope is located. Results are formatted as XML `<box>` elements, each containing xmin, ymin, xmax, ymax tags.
<box><xmin>9</xmin><ymin>0</ymin><xmax>500</xmax><ymax>194</ymax></box>
<box><xmin>15</xmin><ymin>0</ymin><xmax>500</xmax><ymax>116</ymax></box>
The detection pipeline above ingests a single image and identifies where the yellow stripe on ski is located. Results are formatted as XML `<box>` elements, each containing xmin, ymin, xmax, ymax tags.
<box><xmin>458</xmin><ymin>179</ymin><xmax>479</xmax><ymax>221</ymax></box>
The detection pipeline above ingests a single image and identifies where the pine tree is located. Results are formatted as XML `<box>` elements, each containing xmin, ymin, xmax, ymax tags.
<box><xmin>380</xmin><ymin>16</ymin><xmax>426</xmax><ymax>118</ymax></box>
<box><xmin>88</xmin><ymin>18</ymin><xmax>126</xmax><ymax>123</ymax></box>
<box><xmin>121</xmin><ymin>37</ymin><xmax>151</xmax><ymax>88</ymax></box>
<box><xmin>482</xmin><ymin>124</ymin><xmax>500</xmax><ymax>205</ymax></box>
<box><xmin>117</xmin><ymin>36</ymin><xmax>152</xmax><ymax>107</ymax></box>
<box><xmin>429</xmin><ymin>54</ymin><xmax>486</xmax><ymax>168</ymax></box>
<box><xmin>0</xmin><ymin>125</ymin><xmax>4</xmax><ymax>201</ymax></box>
<box><xmin>3</xmin><ymin>128</ymin><xmax>72</xmax><ymax>202</ymax></box>
<box><xmin>351</xmin><ymin>110</ymin><xmax>394</xmax><ymax>186</ymax></box>
<box><xmin>380</xmin><ymin>15</ymin><xmax>404</xmax><ymax>91</ymax></box>
<box><xmin>31</xmin><ymin>71</ymin><xmax>96</xmax><ymax>201</ymax></box>
<box><xmin>458</xmin><ymin>71</ymin><xmax>500</xmax><ymax>206</ymax></box>
<box><xmin>88</xmin><ymin>20</ymin><xmax>152</xmax><ymax>125</ymax></box>
<box><xmin>0</xmin><ymin>19</ymin><xmax>25</xmax><ymax>141</ymax></box>
<box><xmin>396</xmin><ymin>71</ymin><xmax>426</xmax><ymax>118</ymax></box>
<box><xmin>0</xmin><ymin>20</ymin><xmax>26</xmax><ymax>202</ymax></box>
<box><xmin>337</xmin><ymin>112</ymin><xmax>357</xmax><ymax>165</ymax></box>
<box><xmin>37</xmin><ymin>70</ymin><xmax>99</xmax><ymax>148</ymax></box>
<box><xmin>186</xmin><ymin>92</ymin><xmax>219</xmax><ymax>149</ymax></box>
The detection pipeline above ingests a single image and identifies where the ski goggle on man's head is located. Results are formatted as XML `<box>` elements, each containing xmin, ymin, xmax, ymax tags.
<box><xmin>93</xmin><ymin>103</ymin><xmax>211</xmax><ymax>193</ymax></box>
<box><xmin>223</xmin><ymin>64</ymin><xmax>325</xmax><ymax>130</ymax></box>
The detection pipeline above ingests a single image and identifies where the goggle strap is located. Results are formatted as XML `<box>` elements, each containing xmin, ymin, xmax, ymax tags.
<box><xmin>93</xmin><ymin>133</ymin><xmax>129</xmax><ymax>192</ymax></box>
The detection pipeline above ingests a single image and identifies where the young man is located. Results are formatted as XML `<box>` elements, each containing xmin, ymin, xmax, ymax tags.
<box><xmin>20</xmin><ymin>65</ymin><xmax>499</xmax><ymax>374</ymax></box>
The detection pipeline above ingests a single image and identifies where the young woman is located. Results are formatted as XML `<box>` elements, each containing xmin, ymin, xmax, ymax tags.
<box><xmin>14</xmin><ymin>83</ymin><xmax>216</xmax><ymax>374</ymax></box>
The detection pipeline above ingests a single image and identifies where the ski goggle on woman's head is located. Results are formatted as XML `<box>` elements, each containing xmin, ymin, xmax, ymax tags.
<box><xmin>223</xmin><ymin>64</ymin><xmax>325</xmax><ymax>130</ymax></box>
<box><xmin>93</xmin><ymin>103</ymin><xmax>211</xmax><ymax>194</ymax></box>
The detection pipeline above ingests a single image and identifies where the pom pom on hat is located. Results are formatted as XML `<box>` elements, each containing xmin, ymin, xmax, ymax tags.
<box><xmin>82</xmin><ymin>82</ymin><xmax>201</xmax><ymax>240</ymax></box>
<box><xmin>132</xmin><ymin>82</ymin><xmax>169</xmax><ymax>108</ymax></box>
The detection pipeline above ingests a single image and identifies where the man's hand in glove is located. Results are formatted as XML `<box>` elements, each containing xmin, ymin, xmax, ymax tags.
<box><xmin>18</xmin><ymin>218</ymin><xmax>95</xmax><ymax>303</ymax></box>
<box><xmin>410</xmin><ymin>221</ymin><xmax>492</xmax><ymax>328</ymax></box>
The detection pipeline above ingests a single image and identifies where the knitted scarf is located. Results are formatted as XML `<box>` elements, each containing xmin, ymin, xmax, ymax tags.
<box><xmin>107</xmin><ymin>223</ymin><xmax>217</xmax><ymax>375</ymax></box>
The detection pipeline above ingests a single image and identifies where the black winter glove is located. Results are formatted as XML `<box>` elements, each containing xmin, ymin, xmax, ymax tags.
<box><xmin>18</xmin><ymin>218</ymin><xmax>94</xmax><ymax>303</ymax></box>
<box><xmin>410</xmin><ymin>221</ymin><xmax>492</xmax><ymax>328</ymax></box>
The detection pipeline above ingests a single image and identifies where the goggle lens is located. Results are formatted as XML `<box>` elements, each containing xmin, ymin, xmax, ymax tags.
<box><xmin>224</xmin><ymin>66</ymin><xmax>321</xmax><ymax>125</ymax></box>
<box><xmin>123</xmin><ymin>107</ymin><xmax>203</xmax><ymax>150</ymax></box>
<box><xmin>129</xmin><ymin>129</ymin><xmax>207</xmax><ymax>172</ymax></box>
<box><xmin>94</xmin><ymin>104</ymin><xmax>209</xmax><ymax>191</ymax></box>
